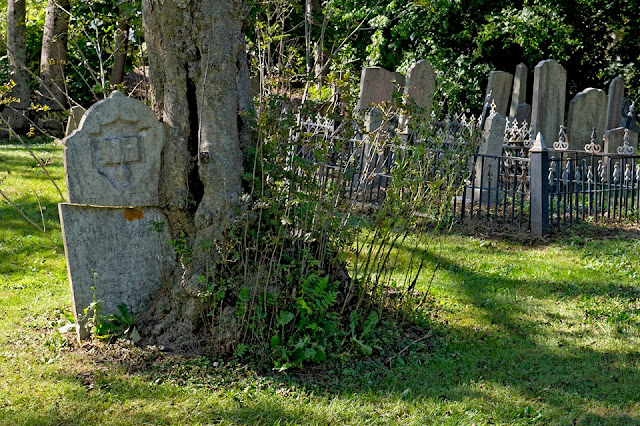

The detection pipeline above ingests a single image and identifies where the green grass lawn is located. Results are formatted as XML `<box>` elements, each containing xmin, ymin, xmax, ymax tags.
<box><xmin>1</xmin><ymin>139</ymin><xmax>639</xmax><ymax>425</ymax></box>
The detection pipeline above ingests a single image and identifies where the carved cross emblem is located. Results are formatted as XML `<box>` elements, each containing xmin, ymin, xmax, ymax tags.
<box><xmin>93</xmin><ymin>135</ymin><xmax>142</xmax><ymax>189</ymax></box>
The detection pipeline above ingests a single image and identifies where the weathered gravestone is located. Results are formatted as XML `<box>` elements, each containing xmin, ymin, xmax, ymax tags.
<box><xmin>509</xmin><ymin>63</ymin><xmax>528</xmax><ymax>117</ymax></box>
<box><xmin>514</xmin><ymin>104</ymin><xmax>532</xmax><ymax>123</ymax></box>
<box><xmin>566</xmin><ymin>88</ymin><xmax>607</xmax><ymax>151</ymax></box>
<box><xmin>606</xmin><ymin>77</ymin><xmax>625</xmax><ymax>131</ymax></box>
<box><xmin>59</xmin><ymin>91</ymin><xmax>173</xmax><ymax>340</ymax></box>
<box><xmin>59</xmin><ymin>205</ymin><xmax>173</xmax><ymax>340</ymax></box>
<box><xmin>531</xmin><ymin>59</ymin><xmax>567</xmax><ymax>149</ymax></box>
<box><xmin>481</xmin><ymin>71</ymin><xmax>513</xmax><ymax>118</ymax></box>
<box><xmin>399</xmin><ymin>59</ymin><xmax>435</xmax><ymax>133</ymax></box>
<box><xmin>65</xmin><ymin>105</ymin><xmax>86</xmax><ymax>137</ymax></box>
<box><xmin>468</xmin><ymin>111</ymin><xmax>507</xmax><ymax>202</ymax></box>
<box><xmin>356</xmin><ymin>67</ymin><xmax>405</xmax><ymax>112</ymax></box>
<box><xmin>63</xmin><ymin>91</ymin><xmax>165</xmax><ymax>206</ymax></box>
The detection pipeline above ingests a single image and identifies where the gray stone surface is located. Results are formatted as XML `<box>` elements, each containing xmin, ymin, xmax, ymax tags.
<box><xmin>566</xmin><ymin>88</ymin><xmax>607</xmax><ymax>151</ymax></box>
<box><xmin>471</xmin><ymin>112</ymin><xmax>507</xmax><ymax>201</ymax></box>
<box><xmin>606</xmin><ymin>77</ymin><xmax>625</xmax><ymax>130</ymax></box>
<box><xmin>63</xmin><ymin>91</ymin><xmax>165</xmax><ymax>207</ymax></box>
<box><xmin>356</xmin><ymin>67</ymin><xmax>405</xmax><ymax>110</ymax></box>
<box><xmin>403</xmin><ymin>60</ymin><xmax>435</xmax><ymax>112</ymax></box>
<box><xmin>531</xmin><ymin>59</ymin><xmax>567</xmax><ymax>150</ymax></box>
<box><xmin>59</xmin><ymin>204</ymin><xmax>174</xmax><ymax>339</ymax></box>
<box><xmin>509</xmin><ymin>63</ymin><xmax>528</xmax><ymax>117</ymax></box>
<box><xmin>65</xmin><ymin>105</ymin><xmax>86</xmax><ymax>136</ymax></box>
<box><xmin>515</xmin><ymin>103</ymin><xmax>532</xmax><ymax>123</ymax></box>
<box><xmin>482</xmin><ymin>71</ymin><xmax>513</xmax><ymax>117</ymax></box>
<box><xmin>604</xmin><ymin>127</ymin><xmax>639</xmax><ymax>154</ymax></box>
<box><xmin>400</xmin><ymin>59</ymin><xmax>435</xmax><ymax>132</ymax></box>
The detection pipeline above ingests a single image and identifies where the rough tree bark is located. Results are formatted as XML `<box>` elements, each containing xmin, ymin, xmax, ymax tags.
<box><xmin>307</xmin><ymin>0</ymin><xmax>327</xmax><ymax>89</ymax></box>
<box><xmin>39</xmin><ymin>0</ymin><xmax>69</xmax><ymax>133</ymax></box>
<box><xmin>140</xmin><ymin>0</ymin><xmax>253</xmax><ymax>349</ymax></box>
<box><xmin>4</xmin><ymin>0</ymin><xmax>30</xmax><ymax>133</ymax></box>
<box><xmin>109</xmin><ymin>5</ymin><xmax>129</xmax><ymax>87</ymax></box>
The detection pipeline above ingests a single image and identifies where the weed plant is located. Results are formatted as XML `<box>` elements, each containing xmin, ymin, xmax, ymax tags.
<box><xmin>194</xmin><ymin>81</ymin><xmax>483</xmax><ymax>368</ymax></box>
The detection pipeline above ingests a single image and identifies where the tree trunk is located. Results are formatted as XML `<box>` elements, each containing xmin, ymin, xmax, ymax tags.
<box><xmin>39</xmin><ymin>0</ymin><xmax>69</xmax><ymax>134</ymax></box>
<box><xmin>109</xmin><ymin>6</ymin><xmax>129</xmax><ymax>87</ymax></box>
<box><xmin>4</xmin><ymin>0</ymin><xmax>30</xmax><ymax>134</ymax></box>
<box><xmin>307</xmin><ymin>0</ymin><xmax>327</xmax><ymax>89</ymax></box>
<box><xmin>140</xmin><ymin>0</ymin><xmax>253</xmax><ymax>349</ymax></box>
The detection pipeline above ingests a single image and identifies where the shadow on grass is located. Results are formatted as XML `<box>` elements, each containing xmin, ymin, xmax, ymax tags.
<box><xmin>48</xmin><ymin>235</ymin><xmax>639</xmax><ymax>424</ymax></box>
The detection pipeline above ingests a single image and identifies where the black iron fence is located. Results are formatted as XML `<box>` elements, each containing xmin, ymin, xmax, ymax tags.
<box><xmin>294</xmin><ymin>114</ymin><xmax>640</xmax><ymax>236</ymax></box>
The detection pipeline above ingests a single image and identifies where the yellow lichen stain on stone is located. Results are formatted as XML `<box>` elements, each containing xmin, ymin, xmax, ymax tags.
<box><xmin>124</xmin><ymin>207</ymin><xmax>144</xmax><ymax>221</ymax></box>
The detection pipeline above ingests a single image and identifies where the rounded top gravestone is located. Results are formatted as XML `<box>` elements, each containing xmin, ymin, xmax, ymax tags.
<box><xmin>63</xmin><ymin>91</ymin><xmax>165</xmax><ymax>207</ymax></box>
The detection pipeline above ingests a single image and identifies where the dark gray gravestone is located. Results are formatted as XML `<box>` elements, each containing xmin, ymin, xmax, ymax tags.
<box><xmin>606</xmin><ymin>77</ymin><xmax>625</xmax><ymax>131</ymax></box>
<box><xmin>509</xmin><ymin>63</ymin><xmax>528</xmax><ymax>117</ymax></box>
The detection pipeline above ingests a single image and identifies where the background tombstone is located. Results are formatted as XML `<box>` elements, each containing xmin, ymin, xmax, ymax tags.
<box><xmin>531</xmin><ymin>59</ymin><xmax>567</xmax><ymax>149</ymax></box>
<box><xmin>65</xmin><ymin>105</ymin><xmax>86</xmax><ymax>136</ymax></box>
<box><xmin>63</xmin><ymin>91</ymin><xmax>165</xmax><ymax>207</ymax></box>
<box><xmin>399</xmin><ymin>59</ymin><xmax>435</xmax><ymax>134</ymax></box>
<box><xmin>515</xmin><ymin>104</ymin><xmax>532</xmax><ymax>123</ymax></box>
<box><xmin>509</xmin><ymin>63</ymin><xmax>528</xmax><ymax>117</ymax></box>
<box><xmin>481</xmin><ymin>71</ymin><xmax>513</xmax><ymax>118</ymax></box>
<box><xmin>59</xmin><ymin>91</ymin><xmax>172</xmax><ymax>341</ymax></box>
<box><xmin>566</xmin><ymin>88</ymin><xmax>607</xmax><ymax>151</ymax></box>
<box><xmin>606</xmin><ymin>77</ymin><xmax>625</xmax><ymax>130</ymax></box>
<box><xmin>355</xmin><ymin>67</ymin><xmax>405</xmax><ymax>111</ymax></box>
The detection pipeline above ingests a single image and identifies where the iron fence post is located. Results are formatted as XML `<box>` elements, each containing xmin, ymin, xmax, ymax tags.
<box><xmin>530</xmin><ymin>132</ymin><xmax>550</xmax><ymax>236</ymax></box>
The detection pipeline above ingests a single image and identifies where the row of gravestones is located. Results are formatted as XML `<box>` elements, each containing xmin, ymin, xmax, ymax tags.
<box><xmin>354</xmin><ymin>59</ymin><xmax>638</xmax><ymax>157</ymax></box>
<box><xmin>481</xmin><ymin>60</ymin><xmax>638</xmax><ymax>155</ymax></box>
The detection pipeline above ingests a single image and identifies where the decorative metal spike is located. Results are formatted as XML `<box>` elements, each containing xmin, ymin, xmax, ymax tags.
<box><xmin>548</xmin><ymin>166</ymin><xmax>555</xmax><ymax>188</ymax></box>
<box><xmin>587</xmin><ymin>165</ymin><xmax>593</xmax><ymax>184</ymax></box>
<box><xmin>613</xmin><ymin>162</ymin><xmax>620</xmax><ymax>184</ymax></box>
<box><xmin>624</xmin><ymin>163</ymin><xmax>631</xmax><ymax>186</ymax></box>
<box><xmin>598</xmin><ymin>160</ymin><xmax>607</xmax><ymax>183</ymax></box>
<box><xmin>489</xmin><ymin>99</ymin><xmax>497</xmax><ymax>116</ymax></box>
<box><xmin>617</xmin><ymin>128</ymin><xmax>635</xmax><ymax>155</ymax></box>
<box><xmin>562</xmin><ymin>161</ymin><xmax>570</xmax><ymax>186</ymax></box>
<box><xmin>575</xmin><ymin>164</ymin><xmax>582</xmax><ymax>184</ymax></box>
<box><xmin>554</xmin><ymin>125</ymin><xmax>568</xmax><ymax>150</ymax></box>
<box><xmin>584</xmin><ymin>127</ymin><xmax>602</xmax><ymax>153</ymax></box>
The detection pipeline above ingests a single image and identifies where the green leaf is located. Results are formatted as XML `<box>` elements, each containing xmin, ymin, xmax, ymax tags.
<box><xmin>276</xmin><ymin>311</ymin><xmax>295</xmax><ymax>327</ymax></box>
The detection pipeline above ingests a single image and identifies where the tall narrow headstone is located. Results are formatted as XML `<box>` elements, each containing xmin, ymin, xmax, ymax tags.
<box><xmin>481</xmin><ymin>71</ymin><xmax>513</xmax><ymax>118</ymax></box>
<box><xmin>566</xmin><ymin>88</ymin><xmax>607</xmax><ymax>151</ymax></box>
<box><xmin>531</xmin><ymin>59</ymin><xmax>567</xmax><ymax>149</ymax></box>
<box><xmin>399</xmin><ymin>59</ymin><xmax>435</xmax><ymax>133</ymax></box>
<box><xmin>59</xmin><ymin>91</ymin><xmax>173</xmax><ymax>341</ymax></box>
<box><xmin>509</xmin><ymin>63</ymin><xmax>528</xmax><ymax>117</ymax></box>
<box><xmin>356</xmin><ymin>67</ymin><xmax>405</xmax><ymax>111</ymax></box>
<box><xmin>469</xmin><ymin>112</ymin><xmax>507</xmax><ymax>202</ymax></box>
<box><xmin>606</xmin><ymin>77</ymin><xmax>625</xmax><ymax>131</ymax></box>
